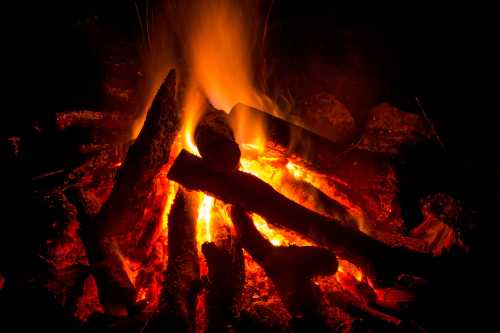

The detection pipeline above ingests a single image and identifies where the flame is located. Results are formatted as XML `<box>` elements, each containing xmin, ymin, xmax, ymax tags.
<box><xmin>197</xmin><ymin>194</ymin><xmax>215</xmax><ymax>244</ymax></box>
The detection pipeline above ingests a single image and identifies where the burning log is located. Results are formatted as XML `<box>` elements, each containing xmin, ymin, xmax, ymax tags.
<box><xmin>230</xmin><ymin>206</ymin><xmax>337</xmax><ymax>332</ymax></box>
<box><xmin>195</xmin><ymin>104</ymin><xmax>241</xmax><ymax>172</ymax></box>
<box><xmin>229</xmin><ymin>103</ymin><xmax>393</xmax><ymax>192</ymax></box>
<box><xmin>167</xmin><ymin>150</ymin><xmax>433</xmax><ymax>283</ymax></box>
<box><xmin>65</xmin><ymin>187</ymin><xmax>136</xmax><ymax>317</ymax></box>
<box><xmin>201</xmin><ymin>228</ymin><xmax>245</xmax><ymax>333</ymax></box>
<box><xmin>145</xmin><ymin>189</ymin><xmax>200</xmax><ymax>333</ymax></box>
<box><xmin>97</xmin><ymin>69</ymin><xmax>180</xmax><ymax>237</ymax></box>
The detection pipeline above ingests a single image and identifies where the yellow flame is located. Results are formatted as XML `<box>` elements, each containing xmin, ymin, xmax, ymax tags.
<box><xmin>161</xmin><ymin>182</ymin><xmax>179</xmax><ymax>231</ymax></box>
<box><xmin>177</xmin><ymin>0</ymin><xmax>272</xmax><ymax>158</ymax></box>
<box><xmin>197</xmin><ymin>194</ymin><xmax>215</xmax><ymax>244</ymax></box>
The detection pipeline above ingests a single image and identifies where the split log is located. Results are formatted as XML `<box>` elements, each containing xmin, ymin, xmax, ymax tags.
<box><xmin>229</xmin><ymin>103</ymin><xmax>393</xmax><ymax>192</ymax></box>
<box><xmin>167</xmin><ymin>150</ymin><xmax>433</xmax><ymax>283</ymax></box>
<box><xmin>195</xmin><ymin>104</ymin><xmax>241</xmax><ymax>172</ymax></box>
<box><xmin>65</xmin><ymin>187</ymin><xmax>136</xmax><ymax>317</ymax></box>
<box><xmin>145</xmin><ymin>189</ymin><xmax>200</xmax><ymax>333</ymax></box>
<box><xmin>230</xmin><ymin>206</ymin><xmax>337</xmax><ymax>332</ymax></box>
<box><xmin>202</xmin><ymin>226</ymin><xmax>245</xmax><ymax>333</ymax></box>
<box><xmin>97</xmin><ymin>69</ymin><xmax>180</xmax><ymax>237</ymax></box>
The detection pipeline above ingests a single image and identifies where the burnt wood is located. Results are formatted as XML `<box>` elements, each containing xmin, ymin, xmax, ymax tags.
<box><xmin>97</xmin><ymin>69</ymin><xmax>180</xmax><ymax>237</ymax></box>
<box><xmin>65</xmin><ymin>187</ymin><xmax>136</xmax><ymax>317</ymax></box>
<box><xmin>230</xmin><ymin>206</ymin><xmax>337</xmax><ymax>333</ymax></box>
<box><xmin>195</xmin><ymin>104</ymin><xmax>241</xmax><ymax>172</ymax></box>
<box><xmin>145</xmin><ymin>189</ymin><xmax>200</xmax><ymax>333</ymax></box>
<box><xmin>202</xmin><ymin>237</ymin><xmax>245</xmax><ymax>333</ymax></box>
<box><xmin>229</xmin><ymin>103</ymin><xmax>393</xmax><ymax>192</ymax></box>
<box><xmin>167</xmin><ymin>150</ymin><xmax>434</xmax><ymax>283</ymax></box>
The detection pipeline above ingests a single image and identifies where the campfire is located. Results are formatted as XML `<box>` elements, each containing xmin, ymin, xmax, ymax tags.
<box><xmin>18</xmin><ymin>1</ymin><xmax>481</xmax><ymax>332</ymax></box>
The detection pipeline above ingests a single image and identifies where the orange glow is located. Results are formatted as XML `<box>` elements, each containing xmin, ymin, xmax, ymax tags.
<box><xmin>197</xmin><ymin>194</ymin><xmax>215</xmax><ymax>244</ymax></box>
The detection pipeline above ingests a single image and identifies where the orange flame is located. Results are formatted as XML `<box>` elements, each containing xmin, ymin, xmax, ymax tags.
<box><xmin>197</xmin><ymin>195</ymin><xmax>215</xmax><ymax>244</ymax></box>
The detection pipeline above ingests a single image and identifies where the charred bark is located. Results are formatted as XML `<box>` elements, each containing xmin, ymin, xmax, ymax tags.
<box><xmin>65</xmin><ymin>187</ymin><xmax>136</xmax><ymax>317</ymax></box>
<box><xmin>97</xmin><ymin>69</ymin><xmax>180</xmax><ymax>237</ymax></box>
<box><xmin>195</xmin><ymin>104</ymin><xmax>241</xmax><ymax>172</ymax></box>
<box><xmin>229</xmin><ymin>103</ymin><xmax>393</xmax><ymax>192</ymax></box>
<box><xmin>145</xmin><ymin>189</ymin><xmax>200</xmax><ymax>333</ymax></box>
<box><xmin>230</xmin><ymin>206</ymin><xmax>337</xmax><ymax>332</ymax></box>
<box><xmin>201</xmin><ymin>229</ymin><xmax>245</xmax><ymax>333</ymax></box>
<box><xmin>167</xmin><ymin>150</ymin><xmax>433</xmax><ymax>283</ymax></box>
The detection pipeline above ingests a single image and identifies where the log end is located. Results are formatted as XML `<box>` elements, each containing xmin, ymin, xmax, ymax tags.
<box><xmin>200</xmin><ymin>139</ymin><xmax>241</xmax><ymax>173</ymax></box>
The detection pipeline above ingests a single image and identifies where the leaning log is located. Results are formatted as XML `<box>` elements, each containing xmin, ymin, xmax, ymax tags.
<box><xmin>231</xmin><ymin>206</ymin><xmax>337</xmax><ymax>332</ymax></box>
<box><xmin>202</xmin><ymin>224</ymin><xmax>245</xmax><ymax>333</ymax></box>
<box><xmin>229</xmin><ymin>103</ymin><xmax>393</xmax><ymax>192</ymax></box>
<box><xmin>145</xmin><ymin>189</ymin><xmax>200</xmax><ymax>333</ymax></box>
<box><xmin>167</xmin><ymin>150</ymin><xmax>433</xmax><ymax>283</ymax></box>
<box><xmin>97</xmin><ymin>69</ymin><xmax>180</xmax><ymax>237</ymax></box>
<box><xmin>65</xmin><ymin>187</ymin><xmax>136</xmax><ymax>317</ymax></box>
<box><xmin>195</xmin><ymin>103</ymin><xmax>241</xmax><ymax>172</ymax></box>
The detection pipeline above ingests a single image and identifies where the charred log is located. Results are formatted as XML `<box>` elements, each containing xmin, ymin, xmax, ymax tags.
<box><xmin>145</xmin><ymin>189</ymin><xmax>200</xmax><ymax>333</ymax></box>
<box><xmin>230</xmin><ymin>206</ymin><xmax>337</xmax><ymax>332</ymax></box>
<box><xmin>97</xmin><ymin>69</ymin><xmax>179</xmax><ymax>237</ymax></box>
<box><xmin>202</xmin><ymin>229</ymin><xmax>245</xmax><ymax>333</ymax></box>
<box><xmin>65</xmin><ymin>187</ymin><xmax>136</xmax><ymax>317</ymax></box>
<box><xmin>195</xmin><ymin>104</ymin><xmax>241</xmax><ymax>172</ymax></box>
<box><xmin>167</xmin><ymin>150</ymin><xmax>433</xmax><ymax>283</ymax></box>
<box><xmin>229</xmin><ymin>103</ymin><xmax>393</xmax><ymax>191</ymax></box>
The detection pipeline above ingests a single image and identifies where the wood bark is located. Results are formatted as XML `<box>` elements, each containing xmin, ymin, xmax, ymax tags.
<box><xmin>229</xmin><ymin>103</ymin><xmax>393</xmax><ymax>192</ymax></box>
<box><xmin>201</xmin><ymin>227</ymin><xmax>245</xmax><ymax>333</ymax></box>
<box><xmin>65</xmin><ymin>187</ymin><xmax>136</xmax><ymax>317</ymax></box>
<box><xmin>195</xmin><ymin>104</ymin><xmax>241</xmax><ymax>172</ymax></box>
<box><xmin>230</xmin><ymin>206</ymin><xmax>337</xmax><ymax>332</ymax></box>
<box><xmin>97</xmin><ymin>69</ymin><xmax>179</xmax><ymax>237</ymax></box>
<box><xmin>145</xmin><ymin>189</ymin><xmax>200</xmax><ymax>333</ymax></box>
<box><xmin>167</xmin><ymin>150</ymin><xmax>434</xmax><ymax>283</ymax></box>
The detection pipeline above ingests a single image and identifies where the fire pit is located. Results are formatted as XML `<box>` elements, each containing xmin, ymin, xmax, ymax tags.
<box><xmin>4</xmin><ymin>1</ymin><xmax>485</xmax><ymax>332</ymax></box>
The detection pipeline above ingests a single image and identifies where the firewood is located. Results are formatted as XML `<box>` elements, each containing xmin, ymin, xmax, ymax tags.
<box><xmin>195</xmin><ymin>104</ymin><xmax>241</xmax><ymax>172</ymax></box>
<box><xmin>229</xmin><ymin>103</ymin><xmax>393</xmax><ymax>192</ymax></box>
<box><xmin>128</xmin><ymin>181</ymin><xmax>169</xmax><ymax>264</ymax></box>
<box><xmin>65</xmin><ymin>187</ymin><xmax>136</xmax><ymax>317</ymax></box>
<box><xmin>230</xmin><ymin>206</ymin><xmax>337</xmax><ymax>332</ymax></box>
<box><xmin>201</xmin><ymin>224</ymin><xmax>245</xmax><ymax>333</ymax></box>
<box><xmin>97</xmin><ymin>69</ymin><xmax>180</xmax><ymax>237</ymax></box>
<box><xmin>167</xmin><ymin>150</ymin><xmax>433</xmax><ymax>283</ymax></box>
<box><xmin>54</xmin><ymin>110</ymin><xmax>133</xmax><ymax>144</ymax></box>
<box><xmin>144</xmin><ymin>189</ymin><xmax>200</xmax><ymax>333</ymax></box>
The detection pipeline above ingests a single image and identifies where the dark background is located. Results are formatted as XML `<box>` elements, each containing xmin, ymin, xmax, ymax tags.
<box><xmin>2</xmin><ymin>0</ymin><xmax>492</xmax><ymax>331</ymax></box>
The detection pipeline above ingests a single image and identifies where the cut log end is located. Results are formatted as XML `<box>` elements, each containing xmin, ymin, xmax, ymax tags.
<box><xmin>195</xmin><ymin>104</ymin><xmax>241</xmax><ymax>173</ymax></box>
